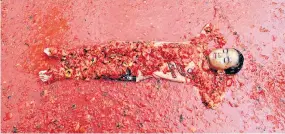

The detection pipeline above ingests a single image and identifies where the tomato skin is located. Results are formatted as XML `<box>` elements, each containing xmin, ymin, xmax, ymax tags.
<box><xmin>226</xmin><ymin>78</ymin><xmax>233</xmax><ymax>87</ymax></box>
<box><xmin>3</xmin><ymin>112</ymin><xmax>13</xmax><ymax>121</ymax></box>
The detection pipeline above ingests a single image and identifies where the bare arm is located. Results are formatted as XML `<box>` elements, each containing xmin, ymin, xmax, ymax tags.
<box><xmin>153</xmin><ymin>62</ymin><xmax>196</xmax><ymax>83</ymax></box>
<box><xmin>135</xmin><ymin>70</ymin><xmax>152</xmax><ymax>82</ymax></box>
<box><xmin>153</xmin><ymin>71</ymin><xmax>186</xmax><ymax>83</ymax></box>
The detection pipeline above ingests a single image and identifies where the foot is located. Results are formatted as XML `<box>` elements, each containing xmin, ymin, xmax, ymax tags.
<box><xmin>44</xmin><ymin>48</ymin><xmax>52</xmax><ymax>56</ymax></box>
<box><xmin>39</xmin><ymin>70</ymin><xmax>52</xmax><ymax>82</ymax></box>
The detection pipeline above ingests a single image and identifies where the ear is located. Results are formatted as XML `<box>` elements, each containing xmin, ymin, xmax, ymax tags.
<box><xmin>217</xmin><ymin>70</ymin><xmax>225</xmax><ymax>74</ymax></box>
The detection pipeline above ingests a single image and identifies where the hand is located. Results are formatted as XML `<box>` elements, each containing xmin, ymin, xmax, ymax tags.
<box><xmin>153</xmin><ymin>62</ymin><xmax>187</xmax><ymax>83</ymax></box>
<box><xmin>200</xmin><ymin>89</ymin><xmax>225</xmax><ymax>109</ymax></box>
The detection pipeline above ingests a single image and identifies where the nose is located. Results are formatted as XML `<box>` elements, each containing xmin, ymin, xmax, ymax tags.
<box><xmin>218</xmin><ymin>53</ymin><xmax>222</xmax><ymax>58</ymax></box>
<box><xmin>217</xmin><ymin>53</ymin><xmax>226</xmax><ymax>58</ymax></box>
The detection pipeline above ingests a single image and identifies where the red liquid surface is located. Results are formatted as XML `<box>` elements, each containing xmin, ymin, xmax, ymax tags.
<box><xmin>1</xmin><ymin>0</ymin><xmax>285</xmax><ymax>132</ymax></box>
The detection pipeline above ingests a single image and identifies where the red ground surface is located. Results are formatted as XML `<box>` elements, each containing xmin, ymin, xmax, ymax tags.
<box><xmin>1</xmin><ymin>0</ymin><xmax>285</xmax><ymax>132</ymax></box>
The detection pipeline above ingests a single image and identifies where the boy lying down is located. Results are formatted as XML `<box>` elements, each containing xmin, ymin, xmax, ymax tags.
<box><xmin>39</xmin><ymin>24</ymin><xmax>244</xmax><ymax>109</ymax></box>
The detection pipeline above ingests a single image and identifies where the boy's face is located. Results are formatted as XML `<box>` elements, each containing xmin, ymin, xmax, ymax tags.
<box><xmin>208</xmin><ymin>48</ymin><xmax>240</xmax><ymax>70</ymax></box>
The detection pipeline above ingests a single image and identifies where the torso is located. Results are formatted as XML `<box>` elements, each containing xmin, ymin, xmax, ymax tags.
<box><xmin>61</xmin><ymin>41</ymin><xmax>205</xmax><ymax>82</ymax></box>
<box><xmin>133</xmin><ymin>41</ymin><xmax>205</xmax><ymax>82</ymax></box>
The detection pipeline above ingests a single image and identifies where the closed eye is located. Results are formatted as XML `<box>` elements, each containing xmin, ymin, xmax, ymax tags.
<box><xmin>224</xmin><ymin>57</ymin><xmax>230</xmax><ymax>63</ymax></box>
<box><xmin>223</xmin><ymin>49</ymin><xmax>229</xmax><ymax>53</ymax></box>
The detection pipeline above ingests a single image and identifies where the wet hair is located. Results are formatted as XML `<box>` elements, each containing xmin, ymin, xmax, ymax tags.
<box><xmin>224</xmin><ymin>49</ymin><xmax>244</xmax><ymax>74</ymax></box>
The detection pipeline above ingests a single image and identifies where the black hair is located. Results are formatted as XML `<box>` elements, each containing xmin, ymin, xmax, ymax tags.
<box><xmin>224</xmin><ymin>49</ymin><xmax>244</xmax><ymax>74</ymax></box>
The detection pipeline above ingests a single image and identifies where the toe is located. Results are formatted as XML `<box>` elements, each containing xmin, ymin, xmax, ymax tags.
<box><xmin>40</xmin><ymin>74</ymin><xmax>51</xmax><ymax>82</ymax></box>
<box><xmin>39</xmin><ymin>70</ymin><xmax>47</xmax><ymax>75</ymax></box>
<box><xmin>39</xmin><ymin>70</ymin><xmax>51</xmax><ymax>82</ymax></box>
<box><xmin>44</xmin><ymin>48</ymin><xmax>51</xmax><ymax>56</ymax></box>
